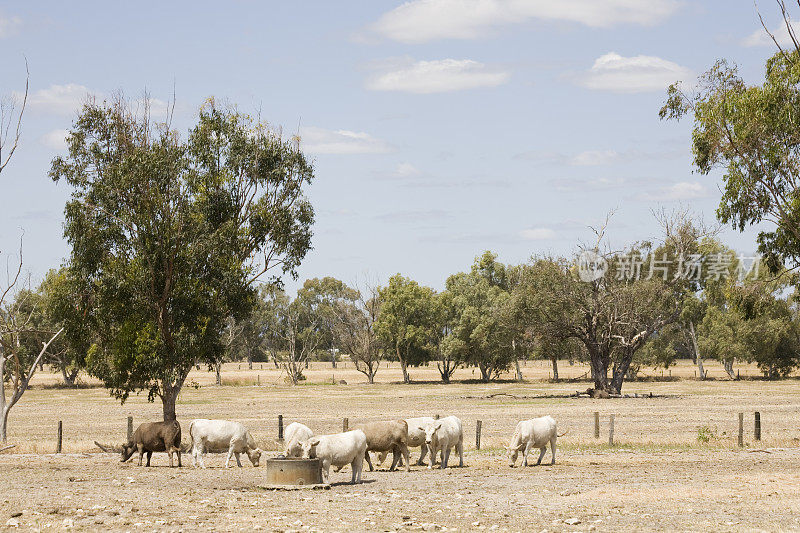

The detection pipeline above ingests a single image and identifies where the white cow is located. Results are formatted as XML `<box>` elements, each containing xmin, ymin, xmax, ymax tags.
<box><xmin>377</xmin><ymin>416</ymin><xmax>436</xmax><ymax>467</ymax></box>
<box><xmin>301</xmin><ymin>429</ymin><xmax>367</xmax><ymax>484</ymax></box>
<box><xmin>283</xmin><ymin>422</ymin><xmax>313</xmax><ymax>457</ymax></box>
<box><xmin>507</xmin><ymin>416</ymin><xmax>562</xmax><ymax>467</ymax></box>
<box><xmin>424</xmin><ymin>416</ymin><xmax>464</xmax><ymax>469</ymax></box>
<box><xmin>189</xmin><ymin>419</ymin><xmax>262</xmax><ymax>468</ymax></box>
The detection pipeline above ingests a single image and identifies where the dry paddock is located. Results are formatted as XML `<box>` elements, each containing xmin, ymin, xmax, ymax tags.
<box><xmin>1</xmin><ymin>360</ymin><xmax>800</xmax><ymax>532</ymax></box>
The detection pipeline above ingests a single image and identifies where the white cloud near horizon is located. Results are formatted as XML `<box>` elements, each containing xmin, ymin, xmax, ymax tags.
<box><xmin>300</xmin><ymin>126</ymin><xmax>393</xmax><ymax>155</ymax></box>
<box><xmin>25</xmin><ymin>84</ymin><xmax>93</xmax><ymax>115</ymax></box>
<box><xmin>366</xmin><ymin>58</ymin><xmax>509</xmax><ymax>94</ymax></box>
<box><xmin>742</xmin><ymin>23</ymin><xmax>795</xmax><ymax>47</ymax></box>
<box><xmin>369</xmin><ymin>0</ymin><xmax>681</xmax><ymax>44</ymax></box>
<box><xmin>571</xmin><ymin>149</ymin><xmax>620</xmax><ymax>166</ymax></box>
<box><xmin>519</xmin><ymin>227</ymin><xmax>557</xmax><ymax>240</ymax></box>
<box><xmin>40</xmin><ymin>129</ymin><xmax>69</xmax><ymax>151</ymax></box>
<box><xmin>579</xmin><ymin>52</ymin><xmax>693</xmax><ymax>93</ymax></box>
<box><xmin>637</xmin><ymin>181</ymin><xmax>710</xmax><ymax>201</ymax></box>
<box><xmin>0</xmin><ymin>11</ymin><xmax>21</xmax><ymax>38</ymax></box>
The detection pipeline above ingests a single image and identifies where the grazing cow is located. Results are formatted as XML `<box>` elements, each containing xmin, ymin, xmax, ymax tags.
<box><xmin>355</xmin><ymin>420</ymin><xmax>410</xmax><ymax>472</ymax></box>
<box><xmin>301</xmin><ymin>429</ymin><xmax>367</xmax><ymax>484</ymax></box>
<box><xmin>424</xmin><ymin>416</ymin><xmax>463</xmax><ymax>469</ymax></box>
<box><xmin>377</xmin><ymin>416</ymin><xmax>435</xmax><ymax>467</ymax></box>
<box><xmin>188</xmin><ymin>419</ymin><xmax>262</xmax><ymax>468</ymax></box>
<box><xmin>120</xmin><ymin>420</ymin><xmax>182</xmax><ymax>467</ymax></box>
<box><xmin>283</xmin><ymin>422</ymin><xmax>313</xmax><ymax>457</ymax></box>
<box><xmin>507</xmin><ymin>416</ymin><xmax>563</xmax><ymax>467</ymax></box>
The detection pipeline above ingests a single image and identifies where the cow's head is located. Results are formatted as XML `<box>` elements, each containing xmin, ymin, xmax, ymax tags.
<box><xmin>120</xmin><ymin>443</ymin><xmax>135</xmax><ymax>463</ymax></box>
<box><xmin>301</xmin><ymin>437</ymin><xmax>320</xmax><ymax>459</ymax></box>
<box><xmin>284</xmin><ymin>440</ymin><xmax>303</xmax><ymax>458</ymax></box>
<box><xmin>506</xmin><ymin>444</ymin><xmax>523</xmax><ymax>467</ymax></box>
<box><xmin>247</xmin><ymin>448</ymin><xmax>262</xmax><ymax>467</ymax></box>
<box><xmin>375</xmin><ymin>450</ymin><xmax>389</xmax><ymax>466</ymax></box>
<box><xmin>424</xmin><ymin>421</ymin><xmax>442</xmax><ymax>446</ymax></box>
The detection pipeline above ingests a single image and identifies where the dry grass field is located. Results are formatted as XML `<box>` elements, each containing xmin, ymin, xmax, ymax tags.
<box><xmin>1</xmin><ymin>360</ymin><xmax>800</xmax><ymax>531</ymax></box>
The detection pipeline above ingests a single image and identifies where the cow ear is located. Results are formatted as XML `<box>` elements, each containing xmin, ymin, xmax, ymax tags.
<box><xmin>434</xmin><ymin>421</ymin><xmax>442</xmax><ymax>430</ymax></box>
<box><xmin>309</xmin><ymin>437</ymin><xmax>320</xmax><ymax>447</ymax></box>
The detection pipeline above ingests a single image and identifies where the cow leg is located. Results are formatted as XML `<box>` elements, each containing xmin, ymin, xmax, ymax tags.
<box><xmin>401</xmin><ymin>443</ymin><xmax>410</xmax><ymax>472</ymax></box>
<box><xmin>535</xmin><ymin>446</ymin><xmax>546</xmax><ymax>466</ymax></box>
<box><xmin>137</xmin><ymin>445</ymin><xmax>144</xmax><ymax>467</ymax></box>
<box><xmin>351</xmin><ymin>454</ymin><xmax>364</xmax><ymax>484</ymax></box>
<box><xmin>176</xmin><ymin>447</ymin><xmax>182</xmax><ymax>468</ymax></box>
<box><xmin>146</xmin><ymin>451</ymin><xmax>152</xmax><ymax>467</ymax></box>
<box><xmin>364</xmin><ymin>450</ymin><xmax>374</xmax><ymax>472</ymax></box>
<box><xmin>191</xmin><ymin>445</ymin><xmax>198</xmax><ymax>468</ymax></box>
<box><xmin>321</xmin><ymin>459</ymin><xmax>331</xmax><ymax>484</ymax></box>
<box><xmin>457</xmin><ymin>438</ymin><xmax>464</xmax><ymax>467</ymax></box>
<box><xmin>442</xmin><ymin>447</ymin><xmax>450</xmax><ymax>469</ymax></box>
<box><xmin>235</xmin><ymin>452</ymin><xmax>243</xmax><ymax>467</ymax></box>
<box><xmin>550</xmin><ymin>436</ymin><xmax>557</xmax><ymax>465</ymax></box>
<box><xmin>168</xmin><ymin>447</ymin><xmax>174</xmax><ymax>468</ymax></box>
<box><xmin>389</xmin><ymin>447</ymin><xmax>400</xmax><ymax>472</ymax></box>
<box><xmin>417</xmin><ymin>444</ymin><xmax>428</xmax><ymax>466</ymax></box>
<box><xmin>225</xmin><ymin>447</ymin><xmax>234</xmax><ymax>468</ymax></box>
<box><xmin>427</xmin><ymin>445</ymin><xmax>436</xmax><ymax>469</ymax></box>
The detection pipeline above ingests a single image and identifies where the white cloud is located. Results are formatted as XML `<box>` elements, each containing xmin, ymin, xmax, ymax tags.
<box><xmin>26</xmin><ymin>84</ymin><xmax>93</xmax><ymax>115</ymax></box>
<box><xmin>40</xmin><ymin>129</ymin><xmax>69</xmax><ymax>151</ymax></box>
<box><xmin>637</xmin><ymin>181</ymin><xmax>710</xmax><ymax>201</ymax></box>
<box><xmin>300</xmin><ymin>126</ymin><xmax>393</xmax><ymax>155</ymax></box>
<box><xmin>742</xmin><ymin>23</ymin><xmax>794</xmax><ymax>47</ymax></box>
<box><xmin>366</xmin><ymin>58</ymin><xmax>509</xmax><ymax>94</ymax></box>
<box><xmin>370</xmin><ymin>0</ymin><xmax>680</xmax><ymax>43</ymax></box>
<box><xmin>579</xmin><ymin>52</ymin><xmax>692</xmax><ymax>93</ymax></box>
<box><xmin>519</xmin><ymin>227</ymin><xmax>557</xmax><ymax>240</ymax></box>
<box><xmin>393</xmin><ymin>162</ymin><xmax>421</xmax><ymax>178</ymax></box>
<box><xmin>570</xmin><ymin>149</ymin><xmax>620</xmax><ymax>166</ymax></box>
<box><xmin>0</xmin><ymin>11</ymin><xmax>21</xmax><ymax>38</ymax></box>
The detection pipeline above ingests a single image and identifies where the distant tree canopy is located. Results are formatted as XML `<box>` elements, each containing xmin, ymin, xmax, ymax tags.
<box><xmin>50</xmin><ymin>97</ymin><xmax>314</xmax><ymax>420</ymax></box>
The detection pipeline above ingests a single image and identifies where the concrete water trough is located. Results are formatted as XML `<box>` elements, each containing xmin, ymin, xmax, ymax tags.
<box><xmin>260</xmin><ymin>457</ymin><xmax>329</xmax><ymax>490</ymax></box>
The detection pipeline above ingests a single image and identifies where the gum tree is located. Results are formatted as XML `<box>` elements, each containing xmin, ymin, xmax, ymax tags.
<box><xmin>50</xmin><ymin>97</ymin><xmax>314</xmax><ymax>420</ymax></box>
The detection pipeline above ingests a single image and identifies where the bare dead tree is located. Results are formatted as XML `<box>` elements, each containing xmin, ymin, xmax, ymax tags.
<box><xmin>333</xmin><ymin>281</ymin><xmax>382</xmax><ymax>384</ymax></box>
<box><xmin>0</xmin><ymin>60</ymin><xmax>28</xmax><ymax>176</ymax></box>
<box><xmin>757</xmin><ymin>0</ymin><xmax>800</xmax><ymax>64</ymax></box>
<box><xmin>0</xmin><ymin>247</ymin><xmax>63</xmax><ymax>442</ymax></box>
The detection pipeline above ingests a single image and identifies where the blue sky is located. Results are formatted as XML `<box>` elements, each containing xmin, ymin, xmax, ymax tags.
<box><xmin>0</xmin><ymin>1</ymin><xmax>791</xmax><ymax>293</ymax></box>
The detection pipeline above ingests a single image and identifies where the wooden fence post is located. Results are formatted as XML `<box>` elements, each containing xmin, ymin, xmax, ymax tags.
<box><xmin>754</xmin><ymin>411</ymin><xmax>761</xmax><ymax>441</ymax></box>
<box><xmin>278</xmin><ymin>415</ymin><xmax>284</xmax><ymax>441</ymax></box>
<box><xmin>56</xmin><ymin>421</ymin><xmax>63</xmax><ymax>454</ymax></box>
<box><xmin>434</xmin><ymin>414</ymin><xmax>440</xmax><ymax>420</ymax></box>
<box><xmin>257</xmin><ymin>374</ymin><xmax>260</xmax><ymax>386</ymax></box>
<box><xmin>127</xmin><ymin>416</ymin><xmax>133</xmax><ymax>443</ymax></box>
<box><xmin>343</xmin><ymin>417</ymin><xmax>349</xmax><ymax>432</ymax></box>
<box><xmin>475</xmin><ymin>420</ymin><xmax>482</xmax><ymax>450</ymax></box>
<box><xmin>738</xmin><ymin>413</ymin><xmax>744</xmax><ymax>447</ymax></box>
<box><xmin>594</xmin><ymin>412</ymin><xmax>600</xmax><ymax>439</ymax></box>
<box><xmin>608</xmin><ymin>414</ymin><xmax>615</xmax><ymax>446</ymax></box>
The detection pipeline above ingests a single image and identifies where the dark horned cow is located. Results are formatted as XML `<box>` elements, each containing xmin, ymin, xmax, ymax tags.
<box><xmin>121</xmin><ymin>420</ymin><xmax>182</xmax><ymax>467</ymax></box>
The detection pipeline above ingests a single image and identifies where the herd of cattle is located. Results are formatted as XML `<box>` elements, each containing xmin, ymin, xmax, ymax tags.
<box><xmin>119</xmin><ymin>415</ymin><xmax>564</xmax><ymax>484</ymax></box>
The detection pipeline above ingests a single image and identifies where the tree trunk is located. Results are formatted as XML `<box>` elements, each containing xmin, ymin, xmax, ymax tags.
<box><xmin>722</xmin><ymin>358</ymin><xmax>736</xmax><ymax>380</ymax></box>
<box><xmin>610</xmin><ymin>349</ymin><xmax>635</xmax><ymax>394</ymax></box>
<box><xmin>551</xmin><ymin>356</ymin><xmax>559</xmax><ymax>381</ymax></box>
<box><xmin>479</xmin><ymin>363</ymin><xmax>491</xmax><ymax>382</ymax></box>
<box><xmin>61</xmin><ymin>366</ymin><xmax>79</xmax><ymax>387</ymax></box>
<box><xmin>688</xmin><ymin>321</ymin><xmax>705</xmax><ymax>380</ymax></box>
<box><xmin>162</xmin><ymin>388</ymin><xmax>178</xmax><ymax>422</ymax></box>
<box><xmin>247</xmin><ymin>350</ymin><xmax>253</xmax><ymax>370</ymax></box>
<box><xmin>589</xmin><ymin>347</ymin><xmax>610</xmax><ymax>392</ymax></box>
<box><xmin>397</xmin><ymin>344</ymin><xmax>410</xmax><ymax>383</ymax></box>
<box><xmin>515</xmin><ymin>359</ymin><xmax>523</xmax><ymax>381</ymax></box>
<box><xmin>1</xmin><ymin>407</ymin><xmax>9</xmax><ymax>444</ymax></box>
<box><xmin>215</xmin><ymin>362</ymin><xmax>222</xmax><ymax>385</ymax></box>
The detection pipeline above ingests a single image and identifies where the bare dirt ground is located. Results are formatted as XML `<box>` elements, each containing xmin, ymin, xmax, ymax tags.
<box><xmin>1</xmin><ymin>360</ymin><xmax>800</xmax><ymax>531</ymax></box>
